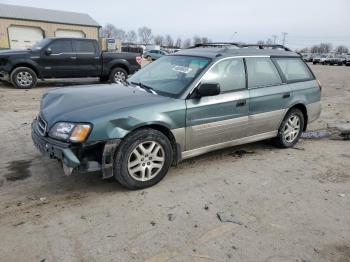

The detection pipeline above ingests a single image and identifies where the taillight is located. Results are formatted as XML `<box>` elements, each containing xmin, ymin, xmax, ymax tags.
<box><xmin>317</xmin><ymin>79</ymin><xmax>322</xmax><ymax>92</ymax></box>
<box><xmin>136</xmin><ymin>56</ymin><xmax>142</xmax><ymax>65</ymax></box>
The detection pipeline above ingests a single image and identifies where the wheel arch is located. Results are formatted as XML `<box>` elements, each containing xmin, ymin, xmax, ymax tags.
<box><xmin>11</xmin><ymin>63</ymin><xmax>41</xmax><ymax>78</ymax></box>
<box><xmin>286</xmin><ymin>103</ymin><xmax>308</xmax><ymax>131</ymax></box>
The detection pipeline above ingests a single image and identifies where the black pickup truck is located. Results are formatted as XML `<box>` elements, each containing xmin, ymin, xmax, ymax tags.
<box><xmin>0</xmin><ymin>38</ymin><xmax>141</xmax><ymax>89</ymax></box>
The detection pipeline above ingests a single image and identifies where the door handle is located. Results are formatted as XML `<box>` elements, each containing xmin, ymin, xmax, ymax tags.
<box><xmin>70</xmin><ymin>56</ymin><xmax>77</xmax><ymax>60</ymax></box>
<box><xmin>282</xmin><ymin>93</ymin><xmax>291</xmax><ymax>99</ymax></box>
<box><xmin>236</xmin><ymin>99</ymin><xmax>246</xmax><ymax>107</ymax></box>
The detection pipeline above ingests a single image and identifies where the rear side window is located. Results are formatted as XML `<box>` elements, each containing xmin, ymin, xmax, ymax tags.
<box><xmin>75</xmin><ymin>40</ymin><xmax>95</xmax><ymax>53</ymax></box>
<box><xmin>48</xmin><ymin>40</ymin><xmax>73</xmax><ymax>54</ymax></box>
<box><xmin>202</xmin><ymin>58</ymin><xmax>246</xmax><ymax>92</ymax></box>
<box><xmin>245</xmin><ymin>57</ymin><xmax>282</xmax><ymax>88</ymax></box>
<box><xmin>274</xmin><ymin>57</ymin><xmax>313</xmax><ymax>82</ymax></box>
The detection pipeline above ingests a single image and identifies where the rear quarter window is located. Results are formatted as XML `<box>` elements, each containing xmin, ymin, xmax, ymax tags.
<box><xmin>273</xmin><ymin>57</ymin><xmax>314</xmax><ymax>82</ymax></box>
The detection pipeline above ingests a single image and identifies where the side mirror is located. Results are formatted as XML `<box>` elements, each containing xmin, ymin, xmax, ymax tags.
<box><xmin>45</xmin><ymin>48</ymin><xmax>52</xmax><ymax>56</ymax></box>
<box><xmin>196</xmin><ymin>83</ymin><xmax>220</xmax><ymax>97</ymax></box>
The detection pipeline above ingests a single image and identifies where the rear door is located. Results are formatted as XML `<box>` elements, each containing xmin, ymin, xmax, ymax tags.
<box><xmin>185</xmin><ymin>57</ymin><xmax>249</xmax><ymax>150</ymax></box>
<box><xmin>246</xmin><ymin>57</ymin><xmax>292</xmax><ymax>136</ymax></box>
<box><xmin>73</xmin><ymin>39</ymin><xmax>101</xmax><ymax>77</ymax></box>
<box><xmin>39</xmin><ymin>39</ymin><xmax>77</xmax><ymax>78</ymax></box>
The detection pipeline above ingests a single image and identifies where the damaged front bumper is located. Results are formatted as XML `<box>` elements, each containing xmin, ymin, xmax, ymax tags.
<box><xmin>0</xmin><ymin>71</ymin><xmax>10</xmax><ymax>82</ymax></box>
<box><xmin>31</xmin><ymin>120</ymin><xmax>120</xmax><ymax>178</ymax></box>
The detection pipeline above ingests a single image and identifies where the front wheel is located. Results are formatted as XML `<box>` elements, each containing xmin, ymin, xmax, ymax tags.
<box><xmin>109</xmin><ymin>67</ymin><xmax>128</xmax><ymax>83</ymax></box>
<box><xmin>11</xmin><ymin>67</ymin><xmax>37</xmax><ymax>89</ymax></box>
<box><xmin>114</xmin><ymin>128</ymin><xmax>173</xmax><ymax>189</ymax></box>
<box><xmin>274</xmin><ymin>108</ymin><xmax>304</xmax><ymax>148</ymax></box>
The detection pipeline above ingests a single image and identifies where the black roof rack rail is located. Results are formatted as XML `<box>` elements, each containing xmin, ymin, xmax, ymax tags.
<box><xmin>188</xmin><ymin>42</ymin><xmax>242</xmax><ymax>49</ymax></box>
<box><xmin>241</xmin><ymin>44</ymin><xmax>291</xmax><ymax>51</ymax></box>
<box><xmin>187</xmin><ymin>42</ymin><xmax>292</xmax><ymax>52</ymax></box>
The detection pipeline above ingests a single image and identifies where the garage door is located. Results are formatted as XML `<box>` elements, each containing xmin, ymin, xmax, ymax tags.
<box><xmin>55</xmin><ymin>30</ymin><xmax>85</xmax><ymax>38</ymax></box>
<box><xmin>8</xmin><ymin>26</ymin><xmax>44</xmax><ymax>50</ymax></box>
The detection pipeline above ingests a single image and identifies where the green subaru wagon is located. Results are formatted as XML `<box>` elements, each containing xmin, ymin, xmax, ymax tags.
<box><xmin>32</xmin><ymin>43</ymin><xmax>321</xmax><ymax>189</ymax></box>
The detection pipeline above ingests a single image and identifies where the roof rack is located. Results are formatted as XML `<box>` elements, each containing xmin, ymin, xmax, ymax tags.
<box><xmin>188</xmin><ymin>42</ymin><xmax>291</xmax><ymax>52</ymax></box>
<box><xmin>241</xmin><ymin>44</ymin><xmax>291</xmax><ymax>51</ymax></box>
<box><xmin>188</xmin><ymin>42</ymin><xmax>241</xmax><ymax>48</ymax></box>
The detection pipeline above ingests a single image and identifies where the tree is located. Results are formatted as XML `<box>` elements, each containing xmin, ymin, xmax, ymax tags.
<box><xmin>153</xmin><ymin>35</ymin><xmax>164</xmax><ymax>46</ymax></box>
<box><xmin>257</xmin><ymin>40</ymin><xmax>265</xmax><ymax>45</ymax></box>
<box><xmin>266</xmin><ymin>38</ymin><xmax>273</xmax><ymax>45</ymax></box>
<box><xmin>298</xmin><ymin>47</ymin><xmax>309</xmax><ymax>53</ymax></box>
<box><xmin>100</xmin><ymin>23</ymin><xmax>117</xmax><ymax>38</ymax></box>
<box><xmin>175</xmin><ymin>37</ymin><xmax>182</xmax><ymax>48</ymax></box>
<box><xmin>201</xmin><ymin>37</ymin><xmax>210</xmax><ymax>44</ymax></box>
<box><xmin>165</xmin><ymin>35</ymin><xmax>174</xmax><ymax>47</ymax></box>
<box><xmin>115</xmin><ymin>29</ymin><xmax>126</xmax><ymax>42</ymax></box>
<box><xmin>193</xmin><ymin>36</ymin><xmax>202</xmax><ymax>45</ymax></box>
<box><xmin>126</xmin><ymin>30</ymin><xmax>137</xmax><ymax>43</ymax></box>
<box><xmin>335</xmin><ymin>45</ymin><xmax>349</xmax><ymax>54</ymax></box>
<box><xmin>138</xmin><ymin>26</ymin><xmax>153</xmax><ymax>45</ymax></box>
<box><xmin>319</xmin><ymin>43</ymin><xmax>332</xmax><ymax>53</ymax></box>
<box><xmin>182</xmin><ymin>38</ymin><xmax>192</xmax><ymax>48</ymax></box>
<box><xmin>310</xmin><ymin>45</ymin><xmax>320</xmax><ymax>53</ymax></box>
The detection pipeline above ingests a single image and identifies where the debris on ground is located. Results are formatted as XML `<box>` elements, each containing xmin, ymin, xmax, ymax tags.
<box><xmin>216</xmin><ymin>212</ymin><xmax>243</xmax><ymax>225</ymax></box>
<box><xmin>150</xmin><ymin>221</ymin><xmax>156</xmax><ymax>226</ymax></box>
<box><xmin>39</xmin><ymin>197</ymin><xmax>47</xmax><ymax>202</ymax></box>
<box><xmin>301</xmin><ymin>129</ymin><xmax>330</xmax><ymax>139</ymax></box>
<box><xmin>167</xmin><ymin>213</ymin><xmax>176</xmax><ymax>221</ymax></box>
<box><xmin>204</xmin><ymin>204</ymin><xmax>209</xmax><ymax>210</ymax></box>
<box><xmin>13</xmin><ymin>221</ymin><xmax>25</xmax><ymax>227</ymax></box>
<box><xmin>338</xmin><ymin>193</ymin><xmax>346</xmax><ymax>197</ymax></box>
<box><xmin>229</xmin><ymin>149</ymin><xmax>255</xmax><ymax>158</ymax></box>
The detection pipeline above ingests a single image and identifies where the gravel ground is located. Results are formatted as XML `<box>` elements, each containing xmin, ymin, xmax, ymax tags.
<box><xmin>0</xmin><ymin>64</ymin><xmax>349</xmax><ymax>262</ymax></box>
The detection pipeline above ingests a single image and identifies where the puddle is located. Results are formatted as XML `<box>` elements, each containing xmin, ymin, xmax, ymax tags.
<box><xmin>301</xmin><ymin>129</ymin><xmax>330</xmax><ymax>139</ymax></box>
<box><xmin>4</xmin><ymin>160</ymin><xmax>32</xmax><ymax>181</ymax></box>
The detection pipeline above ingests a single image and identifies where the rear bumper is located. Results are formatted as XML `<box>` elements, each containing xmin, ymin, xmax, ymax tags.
<box><xmin>306</xmin><ymin>101</ymin><xmax>321</xmax><ymax>123</ymax></box>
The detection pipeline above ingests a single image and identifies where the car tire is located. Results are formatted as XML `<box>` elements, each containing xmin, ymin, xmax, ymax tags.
<box><xmin>109</xmin><ymin>67</ymin><xmax>128</xmax><ymax>83</ymax></box>
<box><xmin>274</xmin><ymin>108</ymin><xmax>305</xmax><ymax>148</ymax></box>
<box><xmin>10</xmin><ymin>67</ymin><xmax>37</xmax><ymax>89</ymax></box>
<box><xmin>313</xmin><ymin>62</ymin><xmax>316</xmax><ymax>65</ymax></box>
<box><xmin>114</xmin><ymin>128</ymin><xmax>173</xmax><ymax>189</ymax></box>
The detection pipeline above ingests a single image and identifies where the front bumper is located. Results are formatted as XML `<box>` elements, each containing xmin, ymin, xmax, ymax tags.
<box><xmin>31</xmin><ymin>121</ymin><xmax>80</xmax><ymax>168</ymax></box>
<box><xmin>0</xmin><ymin>71</ymin><xmax>10</xmax><ymax>82</ymax></box>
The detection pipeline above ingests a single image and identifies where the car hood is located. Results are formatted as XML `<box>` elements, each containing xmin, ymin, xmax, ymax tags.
<box><xmin>40</xmin><ymin>83</ymin><xmax>173</xmax><ymax>127</ymax></box>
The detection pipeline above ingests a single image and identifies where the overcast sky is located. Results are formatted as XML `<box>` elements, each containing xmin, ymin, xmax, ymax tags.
<box><xmin>1</xmin><ymin>0</ymin><xmax>349</xmax><ymax>49</ymax></box>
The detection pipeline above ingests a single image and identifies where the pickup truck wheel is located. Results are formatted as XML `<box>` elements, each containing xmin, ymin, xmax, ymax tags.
<box><xmin>274</xmin><ymin>108</ymin><xmax>304</xmax><ymax>148</ymax></box>
<box><xmin>114</xmin><ymin>128</ymin><xmax>173</xmax><ymax>189</ymax></box>
<box><xmin>109</xmin><ymin>67</ymin><xmax>127</xmax><ymax>83</ymax></box>
<box><xmin>11</xmin><ymin>67</ymin><xmax>37</xmax><ymax>89</ymax></box>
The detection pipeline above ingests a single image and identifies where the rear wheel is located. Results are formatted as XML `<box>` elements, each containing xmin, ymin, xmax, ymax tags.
<box><xmin>109</xmin><ymin>67</ymin><xmax>128</xmax><ymax>83</ymax></box>
<box><xmin>114</xmin><ymin>128</ymin><xmax>173</xmax><ymax>189</ymax></box>
<box><xmin>11</xmin><ymin>67</ymin><xmax>37</xmax><ymax>89</ymax></box>
<box><xmin>274</xmin><ymin>108</ymin><xmax>304</xmax><ymax>148</ymax></box>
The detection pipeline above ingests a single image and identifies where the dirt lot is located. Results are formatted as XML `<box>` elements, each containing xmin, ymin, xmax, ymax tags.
<box><xmin>0</xmin><ymin>64</ymin><xmax>349</xmax><ymax>262</ymax></box>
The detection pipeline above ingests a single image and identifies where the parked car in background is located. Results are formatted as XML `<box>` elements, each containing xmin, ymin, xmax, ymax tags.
<box><xmin>345</xmin><ymin>55</ymin><xmax>350</xmax><ymax>66</ymax></box>
<box><xmin>313</xmin><ymin>54</ymin><xmax>328</xmax><ymax>64</ymax></box>
<box><xmin>301</xmin><ymin>53</ymin><xmax>313</xmax><ymax>62</ymax></box>
<box><xmin>326</xmin><ymin>54</ymin><xmax>346</xmax><ymax>65</ymax></box>
<box><xmin>32</xmin><ymin>43</ymin><xmax>321</xmax><ymax>189</ymax></box>
<box><xmin>0</xmin><ymin>38</ymin><xmax>141</xmax><ymax>89</ymax></box>
<box><xmin>143</xmin><ymin>49</ymin><xmax>168</xmax><ymax>61</ymax></box>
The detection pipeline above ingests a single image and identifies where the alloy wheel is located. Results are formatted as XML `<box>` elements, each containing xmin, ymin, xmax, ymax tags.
<box><xmin>16</xmin><ymin>71</ymin><xmax>33</xmax><ymax>87</ymax></box>
<box><xmin>283</xmin><ymin>114</ymin><xmax>301</xmax><ymax>143</ymax></box>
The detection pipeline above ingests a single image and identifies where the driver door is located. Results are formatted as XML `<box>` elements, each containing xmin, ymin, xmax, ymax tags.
<box><xmin>185</xmin><ymin>58</ymin><xmax>249</xmax><ymax>150</ymax></box>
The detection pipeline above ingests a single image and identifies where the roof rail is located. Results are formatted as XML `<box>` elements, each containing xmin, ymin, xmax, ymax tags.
<box><xmin>188</xmin><ymin>42</ymin><xmax>242</xmax><ymax>49</ymax></box>
<box><xmin>241</xmin><ymin>44</ymin><xmax>291</xmax><ymax>51</ymax></box>
<box><xmin>187</xmin><ymin>42</ymin><xmax>292</xmax><ymax>52</ymax></box>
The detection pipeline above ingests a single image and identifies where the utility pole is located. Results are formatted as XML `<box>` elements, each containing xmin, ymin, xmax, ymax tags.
<box><xmin>281</xmin><ymin>32</ymin><xmax>288</xmax><ymax>46</ymax></box>
<box><xmin>272</xmin><ymin>35</ymin><xmax>277</xmax><ymax>44</ymax></box>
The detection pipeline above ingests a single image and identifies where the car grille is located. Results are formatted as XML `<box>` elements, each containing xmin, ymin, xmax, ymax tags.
<box><xmin>37</xmin><ymin>115</ymin><xmax>47</xmax><ymax>136</ymax></box>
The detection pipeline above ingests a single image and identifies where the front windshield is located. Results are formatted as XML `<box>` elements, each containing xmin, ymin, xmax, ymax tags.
<box><xmin>31</xmin><ymin>39</ymin><xmax>51</xmax><ymax>50</ymax></box>
<box><xmin>128</xmin><ymin>55</ymin><xmax>211</xmax><ymax>98</ymax></box>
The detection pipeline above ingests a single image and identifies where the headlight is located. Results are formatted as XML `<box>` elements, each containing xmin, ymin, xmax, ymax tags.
<box><xmin>49</xmin><ymin>122</ymin><xmax>91</xmax><ymax>142</ymax></box>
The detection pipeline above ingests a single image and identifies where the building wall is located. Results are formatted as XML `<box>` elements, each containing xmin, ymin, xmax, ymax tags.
<box><xmin>0</xmin><ymin>18</ymin><xmax>99</xmax><ymax>49</ymax></box>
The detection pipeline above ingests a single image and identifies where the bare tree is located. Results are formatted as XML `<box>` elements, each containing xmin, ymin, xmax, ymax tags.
<box><xmin>310</xmin><ymin>45</ymin><xmax>320</xmax><ymax>53</ymax></box>
<box><xmin>201</xmin><ymin>37</ymin><xmax>210</xmax><ymax>44</ymax></box>
<box><xmin>298</xmin><ymin>47</ymin><xmax>309</xmax><ymax>53</ymax></box>
<box><xmin>153</xmin><ymin>35</ymin><xmax>164</xmax><ymax>46</ymax></box>
<box><xmin>193</xmin><ymin>36</ymin><xmax>202</xmax><ymax>45</ymax></box>
<box><xmin>165</xmin><ymin>35</ymin><xmax>174</xmax><ymax>47</ymax></box>
<box><xmin>319</xmin><ymin>43</ymin><xmax>332</xmax><ymax>53</ymax></box>
<box><xmin>100</xmin><ymin>23</ymin><xmax>117</xmax><ymax>38</ymax></box>
<box><xmin>138</xmin><ymin>26</ymin><xmax>153</xmax><ymax>45</ymax></box>
<box><xmin>126</xmin><ymin>30</ymin><xmax>137</xmax><ymax>43</ymax></box>
<box><xmin>115</xmin><ymin>29</ymin><xmax>126</xmax><ymax>42</ymax></box>
<box><xmin>257</xmin><ymin>40</ymin><xmax>265</xmax><ymax>45</ymax></box>
<box><xmin>175</xmin><ymin>37</ymin><xmax>182</xmax><ymax>48</ymax></box>
<box><xmin>182</xmin><ymin>38</ymin><xmax>192</xmax><ymax>48</ymax></box>
<box><xmin>266</xmin><ymin>38</ymin><xmax>273</xmax><ymax>45</ymax></box>
<box><xmin>335</xmin><ymin>45</ymin><xmax>349</xmax><ymax>54</ymax></box>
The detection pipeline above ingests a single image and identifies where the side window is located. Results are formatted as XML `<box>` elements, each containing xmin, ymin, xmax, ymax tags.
<box><xmin>75</xmin><ymin>40</ymin><xmax>95</xmax><ymax>53</ymax></box>
<box><xmin>48</xmin><ymin>40</ymin><xmax>73</xmax><ymax>54</ymax></box>
<box><xmin>273</xmin><ymin>57</ymin><xmax>313</xmax><ymax>82</ymax></box>
<box><xmin>245</xmin><ymin>57</ymin><xmax>282</xmax><ymax>88</ymax></box>
<box><xmin>202</xmin><ymin>58</ymin><xmax>246</xmax><ymax>92</ymax></box>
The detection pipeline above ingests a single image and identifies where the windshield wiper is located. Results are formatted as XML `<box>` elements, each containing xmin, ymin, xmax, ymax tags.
<box><xmin>131</xmin><ymin>81</ymin><xmax>158</xmax><ymax>95</ymax></box>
